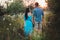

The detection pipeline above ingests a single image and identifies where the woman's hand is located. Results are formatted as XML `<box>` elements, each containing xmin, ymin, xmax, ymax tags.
<box><xmin>32</xmin><ymin>16</ymin><xmax>35</xmax><ymax>24</ymax></box>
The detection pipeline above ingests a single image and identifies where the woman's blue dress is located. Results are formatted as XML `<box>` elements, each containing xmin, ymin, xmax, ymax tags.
<box><xmin>24</xmin><ymin>15</ymin><xmax>33</xmax><ymax>36</ymax></box>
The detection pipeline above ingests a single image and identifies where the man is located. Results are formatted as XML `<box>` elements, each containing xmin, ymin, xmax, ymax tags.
<box><xmin>33</xmin><ymin>2</ymin><xmax>44</xmax><ymax>31</ymax></box>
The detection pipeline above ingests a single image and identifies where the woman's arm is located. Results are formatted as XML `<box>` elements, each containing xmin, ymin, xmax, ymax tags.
<box><xmin>32</xmin><ymin>15</ymin><xmax>35</xmax><ymax>25</ymax></box>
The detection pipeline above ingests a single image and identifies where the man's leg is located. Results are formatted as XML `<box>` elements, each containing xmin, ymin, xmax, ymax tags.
<box><xmin>38</xmin><ymin>23</ymin><xmax>40</xmax><ymax>30</ymax></box>
<box><xmin>38</xmin><ymin>22</ymin><xmax>42</xmax><ymax>32</ymax></box>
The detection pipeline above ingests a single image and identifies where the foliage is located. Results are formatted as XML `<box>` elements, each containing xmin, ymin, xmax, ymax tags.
<box><xmin>32</xmin><ymin>30</ymin><xmax>45</xmax><ymax>40</ymax></box>
<box><xmin>0</xmin><ymin>13</ymin><xmax>45</xmax><ymax>40</ymax></box>
<box><xmin>48</xmin><ymin>0</ymin><xmax>60</xmax><ymax>13</ymax></box>
<box><xmin>44</xmin><ymin>0</ymin><xmax>60</xmax><ymax>40</ymax></box>
<box><xmin>0</xmin><ymin>14</ymin><xmax>24</xmax><ymax>40</ymax></box>
<box><xmin>7</xmin><ymin>0</ymin><xmax>25</xmax><ymax>15</ymax></box>
<box><xmin>0</xmin><ymin>6</ymin><xmax>6</xmax><ymax>16</ymax></box>
<box><xmin>43</xmin><ymin>12</ymin><xmax>55</xmax><ymax>40</ymax></box>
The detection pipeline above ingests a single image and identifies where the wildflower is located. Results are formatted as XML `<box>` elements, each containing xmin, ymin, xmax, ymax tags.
<box><xmin>9</xmin><ymin>23</ymin><xmax>12</xmax><ymax>26</ymax></box>
<box><xmin>3</xmin><ymin>17</ymin><xmax>5</xmax><ymax>21</ymax></box>
<box><xmin>7</xmin><ymin>28</ymin><xmax>9</xmax><ymax>30</ymax></box>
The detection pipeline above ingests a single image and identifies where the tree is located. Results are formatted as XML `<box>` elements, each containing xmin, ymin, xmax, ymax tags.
<box><xmin>0</xmin><ymin>6</ymin><xmax>6</xmax><ymax>16</ymax></box>
<box><xmin>44</xmin><ymin>0</ymin><xmax>60</xmax><ymax>40</ymax></box>
<box><xmin>7</xmin><ymin>0</ymin><xmax>25</xmax><ymax>15</ymax></box>
<box><xmin>48</xmin><ymin>0</ymin><xmax>60</xmax><ymax>13</ymax></box>
<box><xmin>0</xmin><ymin>15</ymin><xmax>24</xmax><ymax>40</ymax></box>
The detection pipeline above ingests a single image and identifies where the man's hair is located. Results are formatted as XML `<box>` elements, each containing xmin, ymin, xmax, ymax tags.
<box><xmin>35</xmin><ymin>2</ymin><xmax>39</xmax><ymax>6</ymax></box>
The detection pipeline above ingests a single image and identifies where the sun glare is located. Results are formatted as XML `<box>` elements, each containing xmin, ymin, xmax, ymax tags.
<box><xmin>0</xmin><ymin>0</ymin><xmax>48</xmax><ymax>9</ymax></box>
<box><xmin>35</xmin><ymin>0</ymin><xmax>48</xmax><ymax>8</ymax></box>
<box><xmin>23</xmin><ymin>0</ymin><xmax>48</xmax><ymax>8</ymax></box>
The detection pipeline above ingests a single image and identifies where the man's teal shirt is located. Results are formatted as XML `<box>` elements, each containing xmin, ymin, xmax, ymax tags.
<box><xmin>33</xmin><ymin>7</ymin><xmax>44</xmax><ymax>23</ymax></box>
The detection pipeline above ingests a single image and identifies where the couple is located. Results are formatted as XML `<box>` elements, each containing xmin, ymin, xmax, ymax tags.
<box><xmin>24</xmin><ymin>2</ymin><xmax>44</xmax><ymax>38</ymax></box>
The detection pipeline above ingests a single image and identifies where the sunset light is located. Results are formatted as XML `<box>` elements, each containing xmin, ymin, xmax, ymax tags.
<box><xmin>23</xmin><ymin>0</ymin><xmax>48</xmax><ymax>9</ymax></box>
<box><xmin>0</xmin><ymin>0</ymin><xmax>48</xmax><ymax>9</ymax></box>
<box><xmin>35</xmin><ymin>0</ymin><xmax>48</xmax><ymax>8</ymax></box>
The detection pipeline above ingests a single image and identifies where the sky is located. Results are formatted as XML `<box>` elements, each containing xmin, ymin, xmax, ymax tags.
<box><xmin>23</xmin><ymin>0</ymin><xmax>48</xmax><ymax>8</ymax></box>
<box><xmin>0</xmin><ymin>0</ymin><xmax>13</xmax><ymax>5</ymax></box>
<box><xmin>0</xmin><ymin>0</ymin><xmax>48</xmax><ymax>8</ymax></box>
<box><xmin>0</xmin><ymin>0</ymin><xmax>13</xmax><ymax>8</ymax></box>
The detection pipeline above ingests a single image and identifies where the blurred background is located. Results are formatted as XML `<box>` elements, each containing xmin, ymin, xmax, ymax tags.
<box><xmin>0</xmin><ymin>0</ymin><xmax>60</xmax><ymax>40</ymax></box>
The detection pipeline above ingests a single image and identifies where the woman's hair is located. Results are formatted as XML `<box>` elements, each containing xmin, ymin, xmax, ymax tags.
<box><xmin>25</xmin><ymin>7</ymin><xmax>30</xmax><ymax>20</ymax></box>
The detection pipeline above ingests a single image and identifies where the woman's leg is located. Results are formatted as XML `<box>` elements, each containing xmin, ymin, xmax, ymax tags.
<box><xmin>29</xmin><ymin>34</ymin><xmax>32</xmax><ymax>40</ymax></box>
<box><xmin>28</xmin><ymin>29</ymin><xmax>33</xmax><ymax>40</ymax></box>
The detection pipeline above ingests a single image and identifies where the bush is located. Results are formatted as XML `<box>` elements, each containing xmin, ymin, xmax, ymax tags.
<box><xmin>0</xmin><ymin>14</ymin><xmax>24</xmax><ymax>40</ymax></box>
<box><xmin>7</xmin><ymin>0</ymin><xmax>25</xmax><ymax>15</ymax></box>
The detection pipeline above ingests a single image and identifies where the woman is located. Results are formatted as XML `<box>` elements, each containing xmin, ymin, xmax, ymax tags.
<box><xmin>24</xmin><ymin>7</ymin><xmax>33</xmax><ymax>40</ymax></box>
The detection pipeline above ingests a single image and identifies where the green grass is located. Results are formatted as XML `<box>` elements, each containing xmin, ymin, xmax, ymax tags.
<box><xmin>0</xmin><ymin>13</ymin><xmax>46</xmax><ymax>40</ymax></box>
